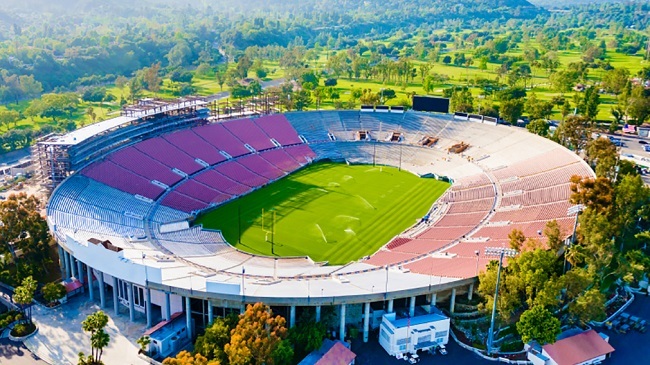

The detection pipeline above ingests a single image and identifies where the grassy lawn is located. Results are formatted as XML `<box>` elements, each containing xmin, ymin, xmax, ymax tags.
<box><xmin>195</xmin><ymin>161</ymin><xmax>450</xmax><ymax>264</ymax></box>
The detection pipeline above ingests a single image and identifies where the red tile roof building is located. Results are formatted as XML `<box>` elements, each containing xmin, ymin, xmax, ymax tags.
<box><xmin>541</xmin><ymin>330</ymin><xmax>614</xmax><ymax>365</ymax></box>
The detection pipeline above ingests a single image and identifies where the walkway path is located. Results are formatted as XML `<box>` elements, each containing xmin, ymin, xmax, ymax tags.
<box><xmin>23</xmin><ymin>295</ymin><xmax>147</xmax><ymax>365</ymax></box>
<box><xmin>0</xmin><ymin>337</ymin><xmax>48</xmax><ymax>365</ymax></box>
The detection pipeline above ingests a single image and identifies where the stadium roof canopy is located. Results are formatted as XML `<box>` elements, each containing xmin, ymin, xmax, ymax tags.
<box><xmin>40</xmin><ymin>97</ymin><xmax>208</xmax><ymax>146</ymax></box>
<box><xmin>41</xmin><ymin>116</ymin><xmax>137</xmax><ymax>146</ymax></box>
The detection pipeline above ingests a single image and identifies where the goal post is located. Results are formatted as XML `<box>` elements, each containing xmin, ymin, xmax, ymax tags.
<box><xmin>262</xmin><ymin>208</ymin><xmax>276</xmax><ymax>242</ymax></box>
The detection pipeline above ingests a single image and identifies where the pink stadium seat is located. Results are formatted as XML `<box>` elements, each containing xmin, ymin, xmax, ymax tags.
<box><xmin>253</xmin><ymin>115</ymin><xmax>303</xmax><ymax>146</ymax></box>
<box><xmin>164</xmin><ymin>129</ymin><xmax>227</xmax><ymax>165</ymax></box>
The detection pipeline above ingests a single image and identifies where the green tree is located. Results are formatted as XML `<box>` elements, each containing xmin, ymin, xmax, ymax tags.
<box><xmin>42</xmin><ymin>282</ymin><xmax>66</xmax><ymax>306</ymax></box>
<box><xmin>508</xmin><ymin>229</ymin><xmax>527</xmax><ymax>251</ymax></box>
<box><xmin>0</xmin><ymin>193</ymin><xmax>52</xmax><ymax>285</ymax></box>
<box><xmin>543</xmin><ymin>220</ymin><xmax>564</xmax><ymax>253</ymax></box>
<box><xmin>19</xmin><ymin>75</ymin><xmax>43</xmax><ymax>100</ymax></box>
<box><xmin>614</xmin><ymin>174</ymin><xmax>650</xmax><ymax>245</ymax></box>
<box><xmin>567</xmin><ymin>288</ymin><xmax>606</xmax><ymax>325</ymax></box>
<box><xmin>85</xmin><ymin>107</ymin><xmax>96</xmax><ymax>125</ymax></box>
<box><xmin>236</xmin><ymin>55</ymin><xmax>253</xmax><ymax>79</ymax></box>
<box><xmin>500</xmin><ymin>99</ymin><xmax>524</xmax><ymax>125</ymax></box>
<box><xmin>423</xmin><ymin>75</ymin><xmax>436</xmax><ymax>94</ymax></box>
<box><xmin>450</xmin><ymin>88</ymin><xmax>474</xmax><ymax>113</ymax></box>
<box><xmin>526</xmin><ymin>119</ymin><xmax>549</xmax><ymax>137</ymax></box>
<box><xmin>272</xmin><ymin>340</ymin><xmax>294</xmax><ymax>365</ymax></box>
<box><xmin>555</xmin><ymin>115</ymin><xmax>590</xmax><ymax>151</ymax></box>
<box><xmin>525</xmin><ymin>93</ymin><xmax>554</xmax><ymax>120</ymax></box>
<box><xmin>561</xmin><ymin>99</ymin><xmax>572</xmax><ymax>121</ymax></box>
<box><xmin>215</xmin><ymin>67</ymin><xmax>227</xmax><ymax>91</ymax></box>
<box><xmin>603</xmin><ymin>68</ymin><xmax>630</xmax><ymax>94</ymax></box>
<box><xmin>628</xmin><ymin>86</ymin><xmax>650</xmax><ymax>125</ymax></box>
<box><xmin>137</xmin><ymin>335</ymin><xmax>151</xmax><ymax>355</ymax></box>
<box><xmin>584</xmin><ymin>138</ymin><xmax>617</xmax><ymax>178</ymax></box>
<box><xmin>507</xmin><ymin>247</ymin><xmax>560</xmax><ymax>307</ymax></box>
<box><xmin>79</xmin><ymin>311</ymin><xmax>110</xmax><ymax>365</ymax></box>
<box><xmin>477</xmin><ymin>261</ymin><xmax>521</xmax><ymax>322</ymax></box>
<box><xmin>13</xmin><ymin>276</ymin><xmax>37</xmax><ymax>324</ymax></box>
<box><xmin>288</xmin><ymin>319</ymin><xmax>326</xmax><ymax>361</ymax></box>
<box><xmin>128</xmin><ymin>78</ymin><xmax>143</xmax><ymax>102</ymax></box>
<box><xmin>576</xmin><ymin>209</ymin><xmax>616</xmax><ymax>282</ymax></box>
<box><xmin>550</xmin><ymin>70</ymin><xmax>577</xmax><ymax>94</ymax></box>
<box><xmin>0</xmin><ymin>109</ymin><xmax>20</xmax><ymax>130</ymax></box>
<box><xmin>578</xmin><ymin>87</ymin><xmax>600</xmax><ymax>121</ymax></box>
<box><xmin>193</xmin><ymin>314</ymin><xmax>237</xmax><ymax>364</ymax></box>
<box><xmin>114</xmin><ymin>76</ymin><xmax>128</xmax><ymax>97</ymax></box>
<box><xmin>560</xmin><ymin>268</ymin><xmax>593</xmax><ymax>301</ymax></box>
<box><xmin>453</xmin><ymin>52</ymin><xmax>466</xmax><ymax>66</ymax></box>
<box><xmin>166</xmin><ymin>40</ymin><xmax>193</xmax><ymax>68</ymax></box>
<box><xmin>293</xmin><ymin>90</ymin><xmax>313</xmax><ymax>111</ymax></box>
<box><xmin>142</xmin><ymin>63</ymin><xmax>162</xmax><ymax>94</ymax></box>
<box><xmin>24</xmin><ymin>93</ymin><xmax>78</xmax><ymax>122</ymax></box>
<box><xmin>516</xmin><ymin>306</ymin><xmax>561</xmax><ymax>344</ymax></box>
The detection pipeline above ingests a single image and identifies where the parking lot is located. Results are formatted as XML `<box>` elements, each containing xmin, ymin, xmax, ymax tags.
<box><xmin>353</xmin><ymin>332</ymin><xmax>491</xmax><ymax>365</ymax></box>
<box><xmin>601</xmin><ymin>294</ymin><xmax>650</xmax><ymax>364</ymax></box>
<box><xmin>601</xmin><ymin>133</ymin><xmax>650</xmax><ymax>185</ymax></box>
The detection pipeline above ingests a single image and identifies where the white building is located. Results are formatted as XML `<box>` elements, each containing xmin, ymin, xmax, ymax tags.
<box><xmin>379</xmin><ymin>308</ymin><xmax>450</xmax><ymax>357</ymax></box>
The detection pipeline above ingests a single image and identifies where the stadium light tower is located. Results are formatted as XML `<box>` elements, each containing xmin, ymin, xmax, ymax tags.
<box><xmin>565</xmin><ymin>204</ymin><xmax>585</xmax><ymax>273</ymax></box>
<box><xmin>484</xmin><ymin>247</ymin><xmax>518</xmax><ymax>355</ymax></box>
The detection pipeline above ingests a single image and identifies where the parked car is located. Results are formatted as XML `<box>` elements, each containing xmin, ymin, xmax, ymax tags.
<box><xmin>620</xmin><ymin>313</ymin><xmax>631</xmax><ymax>322</ymax></box>
<box><xmin>439</xmin><ymin>345</ymin><xmax>448</xmax><ymax>355</ymax></box>
<box><xmin>639</xmin><ymin>140</ymin><xmax>648</xmax><ymax>145</ymax></box>
<box><xmin>637</xmin><ymin>319</ymin><xmax>647</xmax><ymax>333</ymax></box>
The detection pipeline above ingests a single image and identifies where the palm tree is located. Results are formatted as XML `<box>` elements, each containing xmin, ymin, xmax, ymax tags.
<box><xmin>566</xmin><ymin>244</ymin><xmax>587</xmax><ymax>268</ymax></box>
<box><xmin>80</xmin><ymin>311</ymin><xmax>110</xmax><ymax>365</ymax></box>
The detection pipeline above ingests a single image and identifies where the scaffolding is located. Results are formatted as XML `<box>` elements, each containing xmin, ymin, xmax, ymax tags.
<box><xmin>208</xmin><ymin>92</ymin><xmax>282</xmax><ymax>120</ymax></box>
<box><xmin>32</xmin><ymin>134</ymin><xmax>71</xmax><ymax>189</ymax></box>
<box><xmin>34</xmin><ymin>97</ymin><xmax>210</xmax><ymax>190</ymax></box>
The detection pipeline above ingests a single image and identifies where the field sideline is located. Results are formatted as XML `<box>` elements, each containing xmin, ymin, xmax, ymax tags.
<box><xmin>195</xmin><ymin>161</ymin><xmax>450</xmax><ymax>265</ymax></box>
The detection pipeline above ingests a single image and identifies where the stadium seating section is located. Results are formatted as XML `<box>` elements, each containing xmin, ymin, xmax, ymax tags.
<box><xmin>49</xmin><ymin>111</ymin><xmax>594</xmax><ymax>280</ymax></box>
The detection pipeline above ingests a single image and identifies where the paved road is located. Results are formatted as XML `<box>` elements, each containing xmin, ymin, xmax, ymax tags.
<box><xmin>603</xmin><ymin>132</ymin><xmax>650</xmax><ymax>184</ymax></box>
<box><xmin>601</xmin><ymin>293</ymin><xmax>650</xmax><ymax>364</ymax></box>
<box><xmin>0</xmin><ymin>338</ymin><xmax>48</xmax><ymax>365</ymax></box>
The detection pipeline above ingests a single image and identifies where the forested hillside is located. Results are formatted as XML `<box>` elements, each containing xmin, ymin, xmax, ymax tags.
<box><xmin>0</xmin><ymin>0</ymin><xmax>544</xmax><ymax>95</ymax></box>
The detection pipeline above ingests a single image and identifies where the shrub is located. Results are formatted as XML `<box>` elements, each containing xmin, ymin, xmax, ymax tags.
<box><xmin>42</xmin><ymin>282</ymin><xmax>67</xmax><ymax>306</ymax></box>
<box><xmin>11</xmin><ymin>322</ymin><xmax>36</xmax><ymax>337</ymax></box>
<box><xmin>324</xmin><ymin>78</ymin><xmax>337</xmax><ymax>87</ymax></box>
<box><xmin>500</xmin><ymin>340</ymin><xmax>524</xmax><ymax>352</ymax></box>
<box><xmin>0</xmin><ymin>310</ymin><xmax>20</xmax><ymax>329</ymax></box>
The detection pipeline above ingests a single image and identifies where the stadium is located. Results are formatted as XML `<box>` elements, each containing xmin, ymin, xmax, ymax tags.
<box><xmin>39</xmin><ymin>99</ymin><xmax>594</xmax><ymax>348</ymax></box>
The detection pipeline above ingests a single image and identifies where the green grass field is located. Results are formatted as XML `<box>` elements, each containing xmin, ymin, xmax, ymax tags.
<box><xmin>195</xmin><ymin>162</ymin><xmax>450</xmax><ymax>264</ymax></box>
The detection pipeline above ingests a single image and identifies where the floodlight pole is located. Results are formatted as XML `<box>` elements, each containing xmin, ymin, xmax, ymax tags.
<box><xmin>271</xmin><ymin>210</ymin><xmax>276</xmax><ymax>255</ymax></box>
<box><xmin>487</xmin><ymin>250</ymin><xmax>504</xmax><ymax>355</ymax></box>
<box><xmin>373</xmin><ymin>141</ymin><xmax>377</xmax><ymax>167</ymax></box>
<box><xmin>485</xmin><ymin>247</ymin><xmax>517</xmax><ymax>355</ymax></box>
<box><xmin>399</xmin><ymin>143</ymin><xmax>403</xmax><ymax>171</ymax></box>
<box><xmin>385</xmin><ymin>266</ymin><xmax>389</xmax><ymax>299</ymax></box>
<box><xmin>565</xmin><ymin>204</ymin><xmax>584</xmax><ymax>274</ymax></box>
